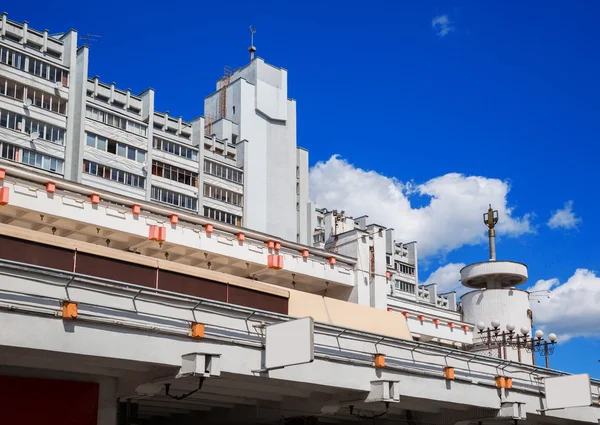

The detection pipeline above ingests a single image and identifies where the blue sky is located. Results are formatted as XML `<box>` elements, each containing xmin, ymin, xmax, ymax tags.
<box><xmin>7</xmin><ymin>1</ymin><xmax>599</xmax><ymax>375</ymax></box>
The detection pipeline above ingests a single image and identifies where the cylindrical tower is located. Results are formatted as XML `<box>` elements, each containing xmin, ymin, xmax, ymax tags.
<box><xmin>460</xmin><ymin>206</ymin><xmax>535</xmax><ymax>364</ymax></box>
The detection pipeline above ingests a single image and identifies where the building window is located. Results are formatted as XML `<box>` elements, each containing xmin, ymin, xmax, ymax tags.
<box><xmin>151</xmin><ymin>186</ymin><xmax>198</xmax><ymax>211</ymax></box>
<box><xmin>127</xmin><ymin>120</ymin><xmax>146</xmax><ymax>136</ymax></box>
<box><xmin>203</xmin><ymin>206</ymin><xmax>242</xmax><ymax>226</ymax></box>
<box><xmin>0</xmin><ymin>76</ymin><xmax>24</xmax><ymax>103</ymax></box>
<box><xmin>0</xmin><ymin>108</ymin><xmax>65</xmax><ymax>144</ymax></box>
<box><xmin>86</xmin><ymin>106</ymin><xmax>147</xmax><ymax>136</ymax></box>
<box><xmin>83</xmin><ymin>160</ymin><xmax>145</xmax><ymax>188</ymax></box>
<box><xmin>394</xmin><ymin>280</ymin><xmax>416</xmax><ymax>294</ymax></box>
<box><xmin>25</xmin><ymin>85</ymin><xmax>67</xmax><ymax>115</ymax></box>
<box><xmin>85</xmin><ymin>132</ymin><xmax>146</xmax><ymax>163</ymax></box>
<box><xmin>203</xmin><ymin>183</ymin><xmax>243</xmax><ymax>206</ymax></box>
<box><xmin>153</xmin><ymin>137</ymin><xmax>198</xmax><ymax>161</ymax></box>
<box><xmin>23</xmin><ymin>116</ymin><xmax>65</xmax><ymax>144</ymax></box>
<box><xmin>0</xmin><ymin>46</ymin><xmax>68</xmax><ymax>85</ymax></box>
<box><xmin>0</xmin><ymin>139</ymin><xmax>64</xmax><ymax>174</ymax></box>
<box><xmin>394</xmin><ymin>261</ymin><xmax>415</xmax><ymax>276</ymax></box>
<box><xmin>152</xmin><ymin>160</ymin><xmax>198</xmax><ymax>187</ymax></box>
<box><xmin>0</xmin><ymin>46</ymin><xmax>69</xmax><ymax>86</ymax></box>
<box><xmin>203</xmin><ymin>159</ymin><xmax>243</xmax><ymax>184</ymax></box>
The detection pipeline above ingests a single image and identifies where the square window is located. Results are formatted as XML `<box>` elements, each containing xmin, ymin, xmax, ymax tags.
<box><xmin>118</xmin><ymin>143</ymin><xmax>126</xmax><ymax>158</ymax></box>
<box><xmin>107</xmin><ymin>140</ymin><xmax>117</xmax><ymax>154</ymax></box>
<box><xmin>97</xmin><ymin>136</ymin><xmax>107</xmax><ymax>151</ymax></box>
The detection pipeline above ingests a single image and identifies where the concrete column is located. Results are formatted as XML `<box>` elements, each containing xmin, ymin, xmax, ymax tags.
<box><xmin>22</xmin><ymin>21</ymin><xmax>28</xmax><ymax>45</ymax></box>
<box><xmin>296</xmin><ymin>147</ymin><xmax>309</xmax><ymax>245</ymax></box>
<box><xmin>1</xmin><ymin>13</ymin><xmax>7</xmax><ymax>36</ymax></box>
<box><xmin>140</xmin><ymin>89</ymin><xmax>155</xmax><ymax>202</ymax></box>
<box><xmin>109</xmin><ymin>82</ymin><xmax>115</xmax><ymax>104</ymax></box>
<box><xmin>97</xmin><ymin>377</ymin><xmax>118</xmax><ymax>425</ymax></box>
<box><xmin>42</xmin><ymin>30</ymin><xmax>48</xmax><ymax>52</ymax></box>
<box><xmin>192</xmin><ymin>116</ymin><xmax>205</xmax><ymax>213</ymax></box>
<box><xmin>63</xmin><ymin>45</ymin><xmax>88</xmax><ymax>182</ymax></box>
<box><xmin>369</xmin><ymin>224</ymin><xmax>388</xmax><ymax>309</ymax></box>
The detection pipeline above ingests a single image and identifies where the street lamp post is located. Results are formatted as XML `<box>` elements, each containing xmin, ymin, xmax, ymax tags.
<box><xmin>476</xmin><ymin>321</ymin><xmax>557</xmax><ymax>367</ymax></box>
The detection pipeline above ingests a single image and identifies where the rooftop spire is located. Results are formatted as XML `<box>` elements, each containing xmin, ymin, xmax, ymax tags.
<box><xmin>483</xmin><ymin>204</ymin><xmax>499</xmax><ymax>261</ymax></box>
<box><xmin>248</xmin><ymin>25</ymin><xmax>256</xmax><ymax>60</ymax></box>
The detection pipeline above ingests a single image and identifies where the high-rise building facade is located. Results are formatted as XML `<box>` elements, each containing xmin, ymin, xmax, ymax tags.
<box><xmin>0</xmin><ymin>13</ymin><xmax>309</xmax><ymax>242</ymax></box>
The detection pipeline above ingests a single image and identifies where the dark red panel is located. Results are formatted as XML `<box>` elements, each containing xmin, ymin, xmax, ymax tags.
<box><xmin>0</xmin><ymin>234</ymin><xmax>288</xmax><ymax>315</ymax></box>
<box><xmin>0</xmin><ymin>375</ymin><xmax>99</xmax><ymax>425</ymax></box>
<box><xmin>158</xmin><ymin>270</ymin><xmax>227</xmax><ymax>302</ymax></box>
<box><xmin>76</xmin><ymin>252</ymin><xmax>156</xmax><ymax>288</ymax></box>
<box><xmin>0</xmin><ymin>235</ymin><xmax>73</xmax><ymax>271</ymax></box>
<box><xmin>228</xmin><ymin>285</ymin><xmax>288</xmax><ymax>314</ymax></box>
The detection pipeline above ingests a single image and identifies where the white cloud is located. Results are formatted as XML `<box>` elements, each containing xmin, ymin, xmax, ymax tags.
<box><xmin>547</xmin><ymin>200</ymin><xmax>581</xmax><ymax>230</ymax></box>
<box><xmin>309</xmin><ymin>155</ymin><xmax>533</xmax><ymax>258</ymax></box>
<box><xmin>423</xmin><ymin>263</ymin><xmax>466</xmax><ymax>295</ymax></box>
<box><xmin>432</xmin><ymin>15</ymin><xmax>455</xmax><ymax>37</ymax></box>
<box><xmin>529</xmin><ymin>269</ymin><xmax>600</xmax><ymax>341</ymax></box>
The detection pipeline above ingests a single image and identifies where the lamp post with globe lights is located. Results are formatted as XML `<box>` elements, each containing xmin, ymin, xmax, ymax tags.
<box><xmin>532</xmin><ymin>330</ymin><xmax>558</xmax><ymax>369</ymax></box>
<box><xmin>476</xmin><ymin>320</ymin><xmax>557</xmax><ymax>367</ymax></box>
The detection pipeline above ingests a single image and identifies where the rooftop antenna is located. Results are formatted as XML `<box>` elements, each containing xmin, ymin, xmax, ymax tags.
<box><xmin>483</xmin><ymin>204</ymin><xmax>499</xmax><ymax>262</ymax></box>
<box><xmin>248</xmin><ymin>25</ymin><xmax>256</xmax><ymax>60</ymax></box>
<box><xmin>81</xmin><ymin>33</ymin><xmax>101</xmax><ymax>48</ymax></box>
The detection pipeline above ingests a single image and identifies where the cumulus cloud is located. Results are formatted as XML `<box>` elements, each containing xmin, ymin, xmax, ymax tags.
<box><xmin>529</xmin><ymin>269</ymin><xmax>600</xmax><ymax>341</ymax></box>
<box><xmin>423</xmin><ymin>263</ymin><xmax>466</xmax><ymax>295</ymax></box>
<box><xmin>309</xmin><ymin>155</ymin><xmax>533</xmax><ymax>258</ymax></box>
<box><xmin>547</xmin><ymin>200</ymin><xmax>581</xmax><ymax>230</ymax></box>
<box><xmin>432</xmin><ymin>15</ymin><xmax>455</xmax><ymax>37</ymax></box>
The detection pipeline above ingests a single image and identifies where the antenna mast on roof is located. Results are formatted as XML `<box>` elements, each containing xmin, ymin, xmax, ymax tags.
<box><xmin>483</xmin><ymin>204</ymin><xmax>499</xmax><ymax>262</ymax></box>
<box><xmin>81</xmin><ymin>33</ymin><xmax>101</xmax><ymax>48</ymax></box>
<box><xmin>249</xmin><ymin>25</ymin><xmax>256</xmax><ymax>60</ymax></box>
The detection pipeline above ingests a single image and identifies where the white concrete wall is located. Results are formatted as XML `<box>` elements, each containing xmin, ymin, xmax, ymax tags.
<box><xmin>336</xmin><ymin>230</ymin><xmax>371</xmax><ymax>305</ymax></box>
<box><xmin>367</xmin><ymin>224</ymin><xmax>388</xmax><ymax>309</ymax></box>
<box><xmin>462</xmin><ymin>289</ymin><xmax>531</xmax><ymax>332</ymax></box>
<box><xmin>462</xmin><ymin>288</ymin><xmax>533</xmax><ymax>364</ymax></box>
<box><xmin>264</xmin><ymin>95</ymin><xmax>297</xmax><ymax>242</ymax></box>
<box><xmin>63</xmin><ymin>32</ymin><xmax>84</xmax><ymax>182</ymax></box>
<box><xmin>238</xmin><ymin>78</ymin><xmax>268</xmax><ymax>232</ymax></box>
<box><xmin>205</xmin><ymin>59</ymin><xmax>299</xmax><ymax>243</ymax></box>
<box><xmin>296</xmin><ymin>148</ymin><xmax>309</xmax><ymax>244</ymax></box>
